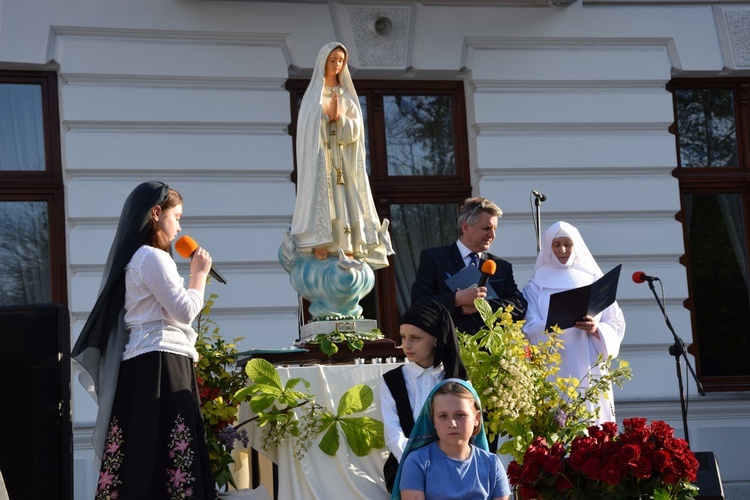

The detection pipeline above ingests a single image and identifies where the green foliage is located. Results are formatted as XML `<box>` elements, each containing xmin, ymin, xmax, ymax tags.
<box><xmin>236</xmin><ymin>358</ymin><xmax>385</xmax><ymax>459</ymax></box>
<box><xmin>304</xmin><ymin>329</ymin><xmax>384</xmax><ymax>357</ymax></box>
<box><xmin>194</xmin><ymin>293</ymin><xmax>249</xmax><ymax>491</ymax></box>
<box><xmin>458</xmin><ymin>300</ymin><xmax>632</xmax><ymax>463</ymax></box>
<box><xmin>195</xmin><ymin>295</ymin><xmax>386</xmax><ymax>490</ymax></box>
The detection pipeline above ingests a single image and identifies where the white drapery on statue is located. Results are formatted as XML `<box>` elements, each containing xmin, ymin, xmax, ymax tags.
<box><xmin>289</xmin><ymin>41</ymin><xmax>392</xmax><ymax>270</ymax></box>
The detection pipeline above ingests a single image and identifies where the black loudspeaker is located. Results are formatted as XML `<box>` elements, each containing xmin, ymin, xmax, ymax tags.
<box><xmin>0</xmin><ymin>304</ymin><xmax>72</xmax><ymax>500</ymax></box>
<box><xmin>694</xmin><ymin>451</ymin><xmax>724</xmax><ymax>500</ymax></box>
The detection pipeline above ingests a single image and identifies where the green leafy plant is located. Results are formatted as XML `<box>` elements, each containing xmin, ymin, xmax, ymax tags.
<box><xmin>194</xmin><ymin>293</ymin><xmax>249</xmax><ymax>491</ymax></box>
<box><xmin>304</xmin><ymin>330</ymin><xmax>384</xmax><ymax>357</ymax></box>
<box><xmin>458</xmin><ymin>299</ymin><xmax>632</xmax><ymax>464</ymax></box>
<box><xmin>194</xmin><ymin>295</ymin><xmax>386</xmax><ymax>490</ymax></box>
<box><xmin>235</xmin><ymin>358</ymin><xmax>385</xmax><ymax>459</ymax></box>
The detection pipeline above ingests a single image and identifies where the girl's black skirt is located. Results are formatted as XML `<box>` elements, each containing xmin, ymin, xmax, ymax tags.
<box><xmin>95</xmin><ymin>351</ymin><xmax>215</xmax><ymax>499</ymax></box>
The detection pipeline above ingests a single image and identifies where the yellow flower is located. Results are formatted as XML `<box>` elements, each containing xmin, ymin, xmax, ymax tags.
<box><xmin>458</xmin><ymin>300</ymin><xmax>632</xmax><ymax>462</ymax></box>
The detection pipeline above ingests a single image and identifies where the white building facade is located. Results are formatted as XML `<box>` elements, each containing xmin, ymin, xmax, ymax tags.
<box><xmin>1</xmin><ymin>0</ymin><xmax>749</xmax><ymax>498</ymax></box>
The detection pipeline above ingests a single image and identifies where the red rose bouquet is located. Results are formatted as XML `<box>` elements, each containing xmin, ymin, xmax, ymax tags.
<box><xmin>508</xmin><ymin>418</ymin><xmax>700</xmax><ymax>499</ymax></box>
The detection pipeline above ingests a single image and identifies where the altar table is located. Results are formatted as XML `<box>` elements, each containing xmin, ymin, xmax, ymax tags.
<box><xmin>238</xmin><ymin>362</ymin><xmax>402</xmax><ymax>499</ymax></box>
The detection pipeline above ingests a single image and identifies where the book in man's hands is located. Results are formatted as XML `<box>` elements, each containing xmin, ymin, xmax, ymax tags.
<box><xmin>444</xmin><ymin>264</ymin><xmax>499</xmax><ymax>301</ymax></box>
<box><xmin>544</xmin><ymin>264</ymin><xmax>622</xmax><ymax>330</ymax></box>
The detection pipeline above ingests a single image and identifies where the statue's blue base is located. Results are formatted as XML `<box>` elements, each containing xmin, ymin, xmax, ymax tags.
<box><xmin>278</xmin><ymin>247</ymin><xmax>375</xmax><ymax>319</ymax></box>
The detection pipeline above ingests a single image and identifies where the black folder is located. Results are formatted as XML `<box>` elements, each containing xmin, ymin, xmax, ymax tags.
<box><xmin>545</xmin><ymin>264</ymin><xmax>622</xmax><ymax>330</ymax></box>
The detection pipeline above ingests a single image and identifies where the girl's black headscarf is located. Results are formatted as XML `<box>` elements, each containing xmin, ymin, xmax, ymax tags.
<box><xmin>71</xmin><ymin>181</ymin><xmax>170</xmax><ymax>459</ymax></box>
<box><xmin>400</xmin><ymin>298</ymin><xmax>467</xmax><ymax>380</ymax></box>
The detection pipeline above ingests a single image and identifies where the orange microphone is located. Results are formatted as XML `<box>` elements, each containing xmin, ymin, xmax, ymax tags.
<box><xmin>478</xmin><ymin>259</ymin><xmax>497</xmax><ymax>287</ymax></box>
<box><xmin>175</xmin><ymin>235</ymin><xmax>227</xmax><ymax>284</ymax></box>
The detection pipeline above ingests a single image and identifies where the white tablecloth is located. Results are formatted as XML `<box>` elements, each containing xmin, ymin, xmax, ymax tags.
<box><xmin>240</xmin><ymin>362</ymin><xmax>402</xmax><ymax>499</ymax></box>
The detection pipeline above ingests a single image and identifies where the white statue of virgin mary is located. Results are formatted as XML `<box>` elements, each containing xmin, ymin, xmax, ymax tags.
<box><xmin>280</xmin><ymin>42</ymin><xmax>394</xmax><ymax>320</ymax></box>
<box><xmin>289</xmin><ymin>41</ymin><xmax>392</xmax><ymax>269</ymax></box>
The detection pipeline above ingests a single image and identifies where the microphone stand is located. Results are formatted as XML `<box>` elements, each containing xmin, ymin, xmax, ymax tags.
<box><xmin>644</xmin><ymin>278</ymin><xmax>705</xmax><ymax>446</ymax></box>
<box><xmin>533</xmin><ymin>195</ymin><xmax>543</xmax><ymax>255</ymax></box>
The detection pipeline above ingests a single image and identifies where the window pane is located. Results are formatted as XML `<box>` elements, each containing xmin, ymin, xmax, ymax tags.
<box><xmin>674</xmin><ymin>88</ymin><xmax>738</xmax><ymax>168</ymax></box>
<box><xmin>0</xmin><ymin>201</ymin><xmax>51</xmax><ymax>305</ymax></box>
<box><xmin>684</xmin><ymin>193</ymin><xmax>750</xmax><ymax>376</ymax></box>
<box><xmin>0</xmin><ymin>83</ymin><xmax>45</xmax><ymax>171</ymax></box>
<box><xmin>390</xmin><ymin>203</ymin><xmax>458</xmax><ymax>316</ymax></box>
<box><xmin>384</xmin><ymin>95</ymin><xmax>456</xmax><ymax>176</ymax></box>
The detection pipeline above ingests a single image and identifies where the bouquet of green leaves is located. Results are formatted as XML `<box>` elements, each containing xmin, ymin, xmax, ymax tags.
<box><xmin>458</xmin><ymin>300</ymin><xmax>632</xmax><ymax>463</ymax></box>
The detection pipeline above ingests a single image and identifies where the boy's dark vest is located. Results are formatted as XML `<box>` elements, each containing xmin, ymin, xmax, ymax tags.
<box><xmin>382</xmin><ymin>367</ymin><xmax>415</xmax><ymax>493</ymax></box>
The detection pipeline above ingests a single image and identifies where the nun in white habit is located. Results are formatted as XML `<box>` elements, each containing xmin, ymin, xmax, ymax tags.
<box><xmin>522</xmin><ymin>221</ymin><xmax>625</xmax><ymax>424</ymax></box>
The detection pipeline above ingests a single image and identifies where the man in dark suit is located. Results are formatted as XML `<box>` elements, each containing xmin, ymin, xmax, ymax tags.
<box><xmin>411</xmin><ymin>197</ymin><xmax>527</xmax><ymax>334</ymax></box>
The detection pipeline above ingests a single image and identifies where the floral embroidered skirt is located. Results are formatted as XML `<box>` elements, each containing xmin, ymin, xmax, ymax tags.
<box><xmin>96</xmin><ymin>351</ymin><xmax>215</xmax><ymax>499</ymax></box>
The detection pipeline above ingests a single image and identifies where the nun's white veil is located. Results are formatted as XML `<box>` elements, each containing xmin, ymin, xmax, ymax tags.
<box><xmin>530</xmin><ymin>221</ymin><xmax>602</xmax><ymax>289</ymax></box>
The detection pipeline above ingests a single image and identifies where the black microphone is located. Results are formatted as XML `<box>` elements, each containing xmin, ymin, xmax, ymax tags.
<box><xmin>632</xmin><ymin>271</ymin><xmax>658</xmax><ymax>284</ymax></box>
<box><xmin>478</xmin><ymin>260</ymin><xmax>497</xmax><ymax>287</ymax></box>
<box><xmin>175</xmin><ymin>235</ymin><xmax>228</xmax><ymax>284</ymax></box>
<box><xmin>532</xmin><ymin>190</ymin><xmax>547</xmax><ymax>202</ymax></box>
